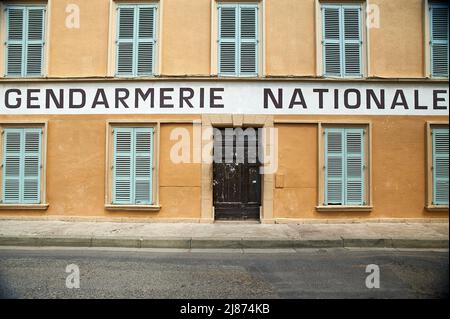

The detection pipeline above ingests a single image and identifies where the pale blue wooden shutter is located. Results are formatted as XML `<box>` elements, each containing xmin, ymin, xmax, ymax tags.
<box><xmin>323</xmin><ymin>5</ymin><xmax>362</xmax><ymax>77</ymax></box>
<box><xmin>345</xmin><ymin>129</ymin><xmax>364</xmax><ymax>205</ymax></box>
<box><xmin>26</xmin><ymin>8</ymin><xmax>45</xmax><ymax>76</ymax></box>
<box><xmin>323</xmin><ymin>6</ymin><xmax>341</xmax><ymax>76</ymax></box>
<box><xmin>117</xmin><ymin>5</ymin><xmax>156</xmax><ymax>76</ymax></box>
<box><xmin>343</xmin><ymin>6</ymin><xmax>362</xmax><ymax>77</ymax></box>
<box><xmin>117</xmin><ymin>6</ymin><xmax>135</xmax><ymax>75</ymax></box>
<box><xmin>113</xmin><ymin>128</ymin><xmax>153</xmax><ymax>204</ymax></box>
<box><xmin>5</xmin><ymin>6</ymin><xmax>45</xmax><ymax>77</ymax></box>
<box><xmin>325</xmin><ymin>129</ymin><xmax>344</xmax><ymax>205</ymax></box>
<box><xmin>239</xmin><ymin>5</ymin><xmax>258</xmax><ymax>76</ymax></box>
<box><xmin>5</xmin><ymin>7</ymin><xmax>25</xmax><ymax>76</ymax></box>
<box><xmin>432</xmin><ymin>128</ymin><xmax>449</xmax><ymax>205</ymax></box>
<box><xmin>2</xmin><ymin>129</ymin><xmax>22</xmax><ymax>203</ymax></box>
<box><xmin>219</xmin><ymin>5</ymin><xmax>238</xmax><ymax>75</ymax></box>
<box><xmin>136</xmin><ymin>6</ymin><xmax>156</xmax><ymax>75</ymax></box>
<box><xmin>430</xmin><ymin>4</ymin><xmax>449</xmax><ymax>77</ymax></box>
<box><xmin>134</xmin><ymin>128</ymin><xmax>153</xmax><ymax>204</ymax></box>
<box><xmin>113</xmin><ymin>128</ymin><xmax>133</xmax><ymax>203</ymax></box>
<box><xmin>2</xmin><ymin>128</ymin><xmax>41</xmax><ymax>204</ymax></box>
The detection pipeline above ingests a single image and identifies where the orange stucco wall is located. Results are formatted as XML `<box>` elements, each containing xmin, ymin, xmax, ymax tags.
<box><xmin>0</xmin><ymin>114</ymin><xmax>447</xmax><ymax>220</ymax></box>
<box><xmin>0</xmin><ymin>0</ymin><xmax>431</xmax><ymax>78</ymax></box>
<box><xmin>0</xmin><ymin>115</ymin><xmax>202</xmax><ymax>219</ymax></box>
<box><xmin>274</xmin><ymin>115</ymin><xmax>448</xmax><ymax>220</ymax></box>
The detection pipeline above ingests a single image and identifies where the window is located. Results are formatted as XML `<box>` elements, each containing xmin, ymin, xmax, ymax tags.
<box><xmin>322</xmin><ymin>127</ymin><xmax>368</xmax><ymax>207</ymax></box>
<box><xmin>431</xmin><ymin>127</ymin><xmax>449</xmax><ymax>206</ymax></box>
<box><xmin>429</xmin><ymin>3</ymin><xmax>449</xmax><ymax>78</ymax></box>
<box><xmin>1</xmin><ymin>127</ymin><xmax>44</xmax><ymax>205</ymax></box>
<box><xmin>322</xmin><ymin>4</ymin><xmax>363</xmax><ymax>77</ymax></box>
<box><xmin>112</xmin><ymin>127</ymin><xmax>154</xmax><ymax>205</ymax></box>
<box><xmin>116</xmin><ymin>4</ymin><xmax>157</xmax><ymax>77</ymax></box>
<box><xmin>4</xmin><ymin>5</ymin><xmax>46</xmax><ymax>77</ymax></box>
<box><xmin>218</xmin><ymin>3</ymin><xmax>259</xmax><ymax>77</ymax></box>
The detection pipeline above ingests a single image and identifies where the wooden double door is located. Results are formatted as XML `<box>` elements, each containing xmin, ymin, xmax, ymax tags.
<box><xmin>213</xmin><ymin>128</ymin><xmax>261</xmax><ymax>221</ymax></box>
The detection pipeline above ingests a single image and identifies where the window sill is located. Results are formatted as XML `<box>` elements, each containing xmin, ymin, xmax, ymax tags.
<box><xmin>425</xmin><ymin>205</ymin><xmax>449</xmax><ymax>212</ymax></box>
<box><xmin>316</xmin><ymin>205</ymin><xmax>373</xmax><ymax>212</ymax></box>
<box><xmin>0</xmin><ymin>203</ymin><xmax>49</xmax><ymax>210</ymax></box>
<box><xmin>105</xmin><ymin>204</ymin><xmax>161</xmax><ymax>212</ymax></box>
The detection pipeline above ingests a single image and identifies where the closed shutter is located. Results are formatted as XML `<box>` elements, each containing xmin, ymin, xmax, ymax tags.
<box><xmin>325</xmin><ymin>129</ymin><xmax>344</xmax><ymax>205</ymax></box>
<box><xmin>325</xmin><ymin>128</ymin><xmax>365</xmax><ymax>206</ymax></box>
<box><xmin>26</xmin><ymin>8</ymin><xmax>45</xmax><ymax>76</ymax></box>
<box><xmin>219</xmin><ymin>5</ymin><xmax>238</xmax><ymax>75</ymax></box>
<box><xmin>432</xmin><ymin>128</ymin><xmax>449</xmax><ymax>205</ymax></box>
<box><xmin>218</xmin><ymin>4</ymin><xmax>258</xmax><ymax>76</ymax></box>
<box><xmin>113</xmin><ymin>128</ymin><xmax>133</xmax><ymax>203</ymax></box>
<box><xmin>117</xmin><ymin>7</ymin><xmax>135</xmax><ymax>75</ymax></box>
<box><xmin>5</xmin><ymin>7</ymin><xmax>24</xmax><ymax>76</ymax></box>
<box><xmin>117</xmin><ymin>5</ymin><xmax>156</xmax><ymax>76</ymax></box>
<box><xmin>137</xmin><ymin>6</ymin><xmax>156</xmax><ymax>75</ymax></box>
<box><xmin>343</xmin><ymin>6</ymin><xmax>362</xmax><ymax>76</ymax></box>
<box><xmin>5</xmin><ymin>6</ymin><xmax>45</xmax><ymax>77</ymax></box>
<box><xmin>322</xmin><ymin>4</ymin><xmax>362</xmax><ymax>77</ymax></box>
<box><xmin>239</xmin><ymin>6</ymin><xmax>258</xmax><ymax>76</ymax></box>
<box><xmin>134</xmin><ymin>128</ymin><xmax>153</xmax><ymax>204</ymax></box>
<box><xmin>113</xmin><ymin>128</ymin><xmax>153</xmax><ymax>205</ymax></box>
<box><xmin>430</xmin><ymin>4</ymin><xmax>449</xmax><ymax>77</ymax></box>
<box><xmin>323</xmin><ymin>6</ymin><xmax>341</xmax><ymax>76</ymax></box>
<box><xmin>2</xmin><ymin>128</ymin><xmax>42</xmax><ymax>204</ymax></box>
<box><xmin>345</xmin><ymin>129</ymin><xmax>364</xmax><ymax>205</ymax></box>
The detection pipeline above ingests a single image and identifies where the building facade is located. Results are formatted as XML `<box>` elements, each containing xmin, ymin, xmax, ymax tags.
<box><xmin>0</xmin><ymin>0</ymin><xmax>448</xmax><ymax>223</ymax></box>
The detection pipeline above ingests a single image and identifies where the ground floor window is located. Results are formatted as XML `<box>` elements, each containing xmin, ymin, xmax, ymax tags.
<box><xmin>430</xmin><ymin>125</ymin><xmax>449</xmax><ymax>206</ymax></box>
<box><xmin>0</xmin><ymin>126</ymin><xmax>45</xmax><ymax>204</ymax></box>
<box><xmin>112</xmin><ymin>127</ymin><xmax>154</xmax><ymax>205</ymax></box>
<box><xmin>318</xmin><ymin>123</ymin><xmax>371</xmax><ymax>209</ymax></box>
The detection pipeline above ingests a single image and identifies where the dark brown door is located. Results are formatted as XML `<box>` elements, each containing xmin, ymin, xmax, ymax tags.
<box><xmin>213</xmin><ymin>128</ymin><xmax>261</xmax><ymax>220</ymax></box>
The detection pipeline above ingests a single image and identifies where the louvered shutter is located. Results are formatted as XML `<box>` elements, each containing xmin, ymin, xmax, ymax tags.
<box><xmin>345</xmin><ymin>129</ymin><xmax>364</xmax><ymax>205</ymax></box>
<box><xmin>26</xmin><ymin>8</ymin><xmax>45</xmax><ymax>76</ymax></box>
<box><xmin>5</xmin><ymin>7</ymin><xmax>24</xmax><ymax>76</ymax></box>
<box><xmin>219</xmin><ymin>5</ymin><xmax>238</xmax><ymax>75</ymax></box>
<box><xmin>113</xmin><ymin>128</ymin><xmax>133</xmax><ymax>203</ymax></box>
<box><xmin>325</xmin><ymin>129</ymin><xmax>344</xmax><ymax>205</ymax></box>
<box><xmin>343</xmin><ymin>6</ymin><xmax>362</xmax><ymax>77</ymax></box>
<box><xmin>432</xmin><ymin>128</ymin><xmax>449</xmax><ymax>205</ymax></box>
<box><xmin>2</xmin><ymin>129</ymin><xmax>22</xmax><ymax>203</ymax></box>
<box><xmin>134</xmin><ymin>128</ymin><xmax>153</xmax><ymax>204</ymax></box>
<box><xmin>23</xmin><ymin>129</ymin><xmax>42</xmax><ymax>203</ymax></box>
<box><xmin>2</xmin><ymin>128</ymin><xmax>41</xmax><ymax>204</ymax></box>
<box><xmin>136</xmin><ymin>6</ymin><xmax>156</xmax><ymax>75</ymax></box>
<box><xmin>117</xmin><ymin>7</ymin><xmax>135</xmax><ymax>75</ymax></box>
<box><xmin>323</xmin><ymin>6</ymin><xmax>341</xmax><ymax>76</ymax></box>
<box><xmin>239</xmin><ymin>6</ymin><xmax>258</xmax><ymax>76</ymax></box>
<box><xmin>430</xmin><ymin>4</ymin><xmax>449</xmax><ymax>77</ymax></box>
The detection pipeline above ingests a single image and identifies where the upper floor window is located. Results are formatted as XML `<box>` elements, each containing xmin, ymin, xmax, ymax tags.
<box><xmin>321</xmin><ymin>4</ymin><xmax>363</xmax><ymax>78</ymax></box>
<box><xmin>4</xmin><ymin>5</ymin><xmax>46</xmax><ymax>77</ymax></box>
<box><xmin>116</xmin><ymin>4</ymin><xmax>157</xmax><ymax>77</ymax></box>
<box><xmin>429</xmin><ymin>3</ymin><xmax>449</xmax><ymax>78</ymax></box>
<box><xmin>218</xmin><ymin>3</ymin><xmax>259</xmax><ymax>77</ymax></box>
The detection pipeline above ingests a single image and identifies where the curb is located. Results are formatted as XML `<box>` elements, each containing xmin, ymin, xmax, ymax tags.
<box><xmin>0</xmin><ymin>235</ymin><xmax>448</xmax><ymax>249</ymax></box>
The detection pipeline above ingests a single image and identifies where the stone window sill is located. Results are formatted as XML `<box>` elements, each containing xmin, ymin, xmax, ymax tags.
<box><xmin>0</xmin><ymin>204</ymin><xmax>49</xmax><ymax>210</ymax></box>
<box><xmin>425</xmin><ymin>205</ymin><xmax>449</xmax><ymax>212</ymax></box>
<box><xmin>316</xmin><ymin>205</ymin><xmax>373</xmax><ymax>212</ymax></box>
<box><xmin>105</xmin><ymin>204</ymin><xmax>161</xmax><ymax>212</ymax></box>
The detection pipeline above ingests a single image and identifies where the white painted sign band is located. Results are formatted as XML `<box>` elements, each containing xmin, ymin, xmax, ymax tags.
<box><xmin>0</xmin><ymin>81</ymin><xmax>448</xmax><ymax>115</ymax></box>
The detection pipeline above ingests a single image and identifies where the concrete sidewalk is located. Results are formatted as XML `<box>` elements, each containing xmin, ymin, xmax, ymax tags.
<box><xmin>0</xmin><ymin>219</ymin><xmax>448</xmax><ymax>249</ymax></box>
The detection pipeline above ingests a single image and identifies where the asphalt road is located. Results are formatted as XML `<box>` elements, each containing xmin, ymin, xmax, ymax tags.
<box><xmin>0</xmin><ymin>247</ymin><xmax>448</xmax><ymax>299</ymax></box>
